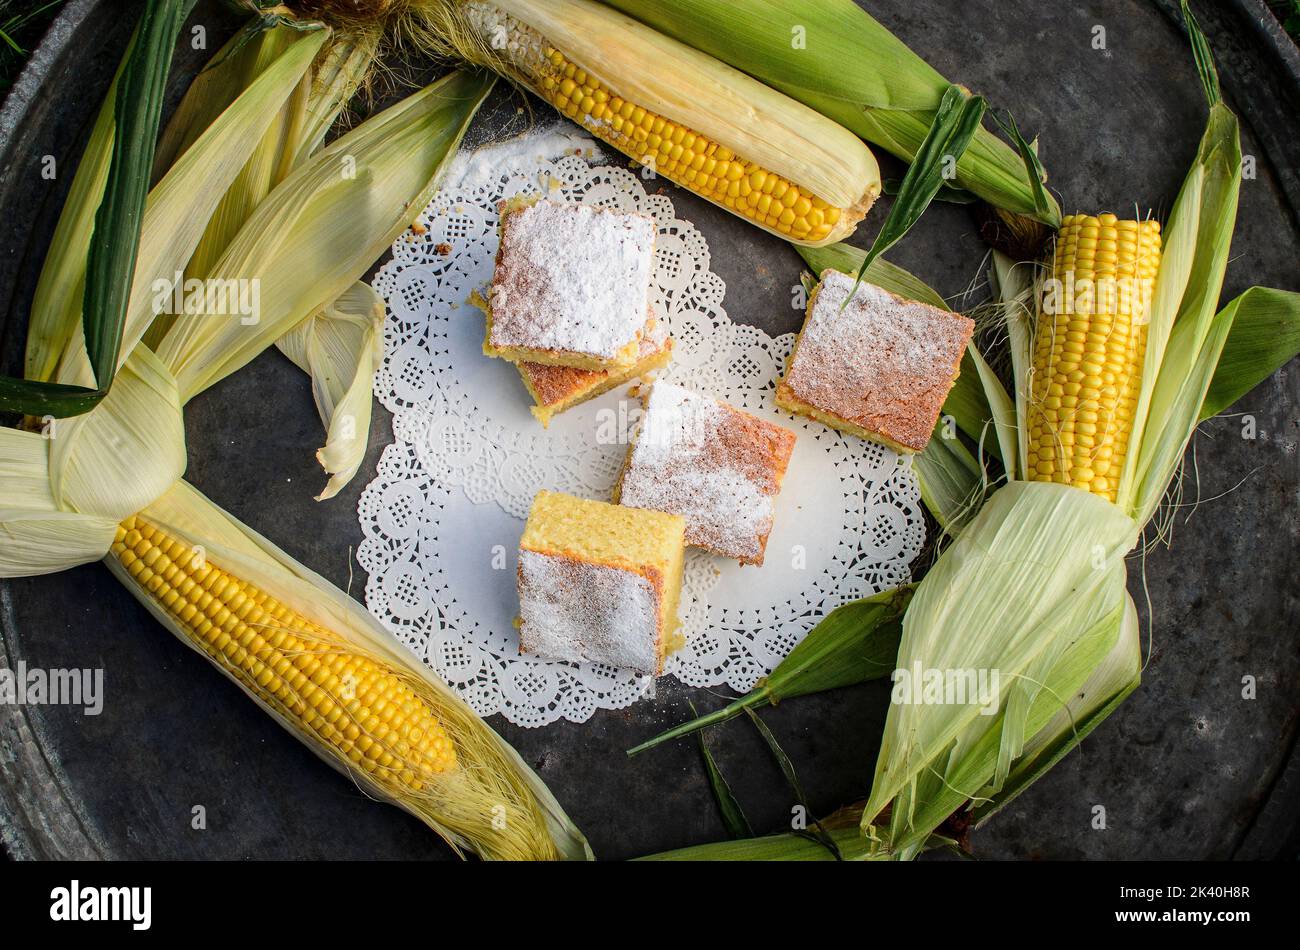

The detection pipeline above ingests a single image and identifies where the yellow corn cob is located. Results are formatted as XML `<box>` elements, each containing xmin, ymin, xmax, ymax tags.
<box><xmin>537</xmin><ymin>47</ymin><xmax>840</xmax><ymax>242</ymax></box>
<box><xmin>111</xmin><ymin>515</ymin><xmax>457</xmax><ymax>792</ymax></box>
<box><xmin>456</xmin><ymin>0</ymin><xmax>880</xmax><ymax>245</ymax></box>
<box><xmin>1028</xmin><ymin>213</ymin><xmax>1163</xmax><ymax>500</ymax></box>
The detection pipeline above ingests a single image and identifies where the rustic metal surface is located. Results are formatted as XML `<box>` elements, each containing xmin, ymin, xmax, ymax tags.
<box><xmin>1</xmin><ymin>0</ymin><xmax>1297</xmax><ymax>860</ymax></box>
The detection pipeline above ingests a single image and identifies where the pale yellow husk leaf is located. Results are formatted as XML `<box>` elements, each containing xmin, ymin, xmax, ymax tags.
<box><xmin>155</xmin><ymin>24</ymin><xmax>316</xmax><ymax>286</ymax></box>
<box><xmin>52</xmin><ymin>28</ymin><xmax>327</xmax><ymax>390</ymax></box>
<box><xmin>0</xmin><ymin>429</ymin><xmax>117</xmax><ymax>577</ymax></box>
<box><xmin>275</xmin><ymin>282</ymin><xmax>385</xmax><ymax>500</ymax></box>
<box><xmin>48</xmin><ymin>347</ymin><xmax>185</xmax><ymax>522</ymax></box>
<box><xmin>145</xmin><ymin>23</ymin><xmax>380</xmax><ymax>487</ymax></box>
<box><xmin>155</xmin><ymin>70</ymin><xmax>492</xmax><ymax>402</ymax></box>
<box><xmin>862</xmin><ymin>481</ymin><xmax>1138</xmax><ymax>854</ymax></box>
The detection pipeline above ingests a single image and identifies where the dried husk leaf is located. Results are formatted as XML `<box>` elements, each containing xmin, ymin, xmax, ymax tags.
<box><xmin>155</xmin><ymin>69</ymin><xmax>493</xmax><ymax>402</ymax></box>
<box><xmin>0</xmin><ymin>429</ymin><xmax>118</xmax><ymax>577</ymax></box>
<box><xmin>275</xmin><ymin>281</ymin><xmax>385</xmax><ymax>499</ymax></box>
<box><xmin>51</xmin><ymin>28</ymin><xmax>328</xmax><ymax>390</ymax></box>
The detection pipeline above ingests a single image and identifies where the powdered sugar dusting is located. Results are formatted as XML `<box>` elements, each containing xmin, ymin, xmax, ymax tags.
<box><xmin>783</xmin><ymin>271</ymin><xmax>973</xmax><ymax>452</ymax></box>
<box><xmin>517</xmin><ymin>550</ymin><xmax>660</xmax><ymax>675</ymax></box>
<box><xmin>442</xmin><ymin>123</ymin><xmax>601</xmax><ymax>194</ymax></box>
<box><xmin>620</xmin><ymin>382</ymin><xmax>796</xmax><ymax>564</ymax></box>
<box><xmin>488</xmin><ymin>199</ymin><xmax>656</xmax><ymax>360</ymax></box>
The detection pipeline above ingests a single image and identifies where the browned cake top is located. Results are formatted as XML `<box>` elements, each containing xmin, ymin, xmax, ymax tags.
<box><xmin>783</xmin><ymin>270</ymin><xmax>974</xmax><ymax>451</ymax></box>
<box><xmin>620</xmin><ymin>382</ymin><xmax>796</xmax><ymax>563</ymax></box>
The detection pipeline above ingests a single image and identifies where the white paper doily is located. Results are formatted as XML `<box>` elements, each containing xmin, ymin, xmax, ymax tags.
<box><xmin>357</xmin><ymin>130</ymin><xmax>925</xmax><ymax>727</ymax></box>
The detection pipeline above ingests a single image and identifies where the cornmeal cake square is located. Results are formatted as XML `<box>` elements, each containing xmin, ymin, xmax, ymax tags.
<box><xmin>615</xmin><ymin>382</ymin><xmax>797</xmax><ymax>566</ymax></box>
<box><xmin>775</xmin><ymin>269</ymin><xmax>974</xmax><ymax>453</ymax></box>
<box><xmin>482</xmin><ymin>196</ymin><xmax>657</xmax><ymax>370</ymax></box>
<box><xmin>517</xmin><ymin>490</ymin><xmax>685</xmax><ymax>676</ymax></box>
<box><xmin>516</xmin><ymin>318</ymin><xmax>674</xmax><ymax>427</ymax></box>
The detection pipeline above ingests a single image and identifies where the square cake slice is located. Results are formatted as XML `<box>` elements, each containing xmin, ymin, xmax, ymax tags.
<box><xmin>483</xmin><ymin>196</ymin><xmax>657</xmax><ymax>371</ymax></box>
<box><xmin>517</xmin><ymin>490</ymin><xmax>685</xmax><ymax>676</ymax></box>
<box><xmin>615</xmin><ymin>382</ymin><xmax>797</xmax><ymax>566</ymax></box>
<box><xmin>775</xmin><ymin>269</ymin><xmax>975</xmax><ymax>453</ymax></box>
<box><xmin>516</xmin><ymin>318</ymin><xmax>674</xmax><ymax>427</ymax></box>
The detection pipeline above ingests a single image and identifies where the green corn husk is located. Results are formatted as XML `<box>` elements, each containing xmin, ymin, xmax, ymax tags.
<box><xmin>1199</xmin><ymin>286</ymin><xmax>1300</xmax><ymax>420</ymax></box>
<box><xmin>49</xmin><ymin>28</ymin><xmax>329</xmax><ymax>392</ymax></box>
<box><xmin>666</xmin><ymin>265</ymin><xmax>1300</xmax><ymax>864</ymax></box>
<box><xmin>23</xmin><ymin>45</ymin><xmax>128</xmax><ymax>385</ymax></box>
<box><xmin>1119</xmin><ymin>102</ymin><xmax>1243</xmax><ymax>525</ymax></box>
<box><xmin>628</xmin><ymin>587</ymin><xmax>910</xmax><ymax>755</ymax></box>
<box><xmin>912</xmin><ymin>424</ymin><xmax>988</xmax><ymax>537</ymax></box>
<box><xmin>599</xmin><ymin>0</ymin><xmax>1060</xmax><ymax>227</ymax></box>
<box><xmin>635</xmin><ymin>802</ymin><xmax>966</xmax><ymax>861</ymax></box>
<box><xmin>860</xmin><ymin>2</ymin><xmax>1250</xmax><ymax>857</ymax></box>
<box><xmin>637</xmin><ymin>814</ymin><xmax>877</xmax><ymax>861</ymax></box>
<box><xmin>693</xmin><ymin>706</ymin><xmax>754</xmax><ymax>840</ymax></box>
<box><xmin>6</xmin><ymin>1</ymin><xmax>196</xmax><ymax>415</ymax></box>
<box><xmin>21</xmin><ymin>19</ymin><xmax>328</xmax><ymax>394</ymax></box>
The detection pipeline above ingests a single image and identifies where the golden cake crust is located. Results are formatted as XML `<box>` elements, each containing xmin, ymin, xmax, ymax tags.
<box><xmin>522</xmin><ymin>323</ymin><xmax>670</xmax><ymax>406</ymax></box>
<box><xmin>516</xmin><ymin>317</ymin><xmax>672</xmax><ymax>425</ymax></box>
<box><xmin>516</xmin><ymin>491</ymin><xmax>685</xmax><ymax>676</ymax></box>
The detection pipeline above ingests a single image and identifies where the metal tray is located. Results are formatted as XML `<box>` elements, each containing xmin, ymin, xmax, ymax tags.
<box><xmin>2</xmin><ymin>0</ymin><xmax>1297</xmax><ymax>859</ymax></box>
